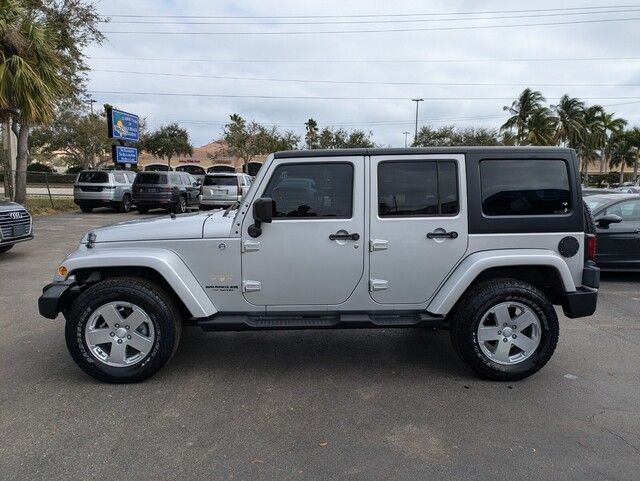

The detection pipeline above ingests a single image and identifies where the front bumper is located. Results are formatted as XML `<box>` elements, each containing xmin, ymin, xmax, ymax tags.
<box><xmin>38</xmin><ymin>279</ymin><xmax>77</xmax><ymax>319</ymax></box>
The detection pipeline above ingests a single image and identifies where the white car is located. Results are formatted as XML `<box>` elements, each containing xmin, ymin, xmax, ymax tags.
<box><xmin>200</xmin><ymin>173</ymin><xmax>252</xmax><ymax>209</ymax></box>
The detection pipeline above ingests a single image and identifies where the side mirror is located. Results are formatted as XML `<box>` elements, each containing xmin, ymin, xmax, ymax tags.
<box><xmin>597</xmin><ymin>213</ymin><xmax>622</xmax><ymax>228</ymax></box>
<box><xmin>248</xmin><ymin>197</ymin><xmax>275</xmax><ymax>238</ymax></box>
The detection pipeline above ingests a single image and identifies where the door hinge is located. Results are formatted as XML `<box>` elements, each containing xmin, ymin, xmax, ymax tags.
<box><xmin>242</xmin><ymin>240</ymin><xmax>261</xmax><ymax>252</ymax></box>
<box><xmin>369</xmin><ymin>279</ymin><xmax>389</xmax><ymax>291</ymax></box>
<box><xmin>369</xmin><ymin>239</ymin><xmax>389</xmax><ymax>252</ymax></box>
<box><xmin>242</xmin><ymin>280</ymin><xmax>262</xmax><ymax>293</ymax></box>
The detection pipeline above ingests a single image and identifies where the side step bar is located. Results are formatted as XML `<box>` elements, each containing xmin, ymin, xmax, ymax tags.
<box><xmin>197</xmin><ymin>311</ymin><xmax>446</xmax><ymax>332</ymax></box>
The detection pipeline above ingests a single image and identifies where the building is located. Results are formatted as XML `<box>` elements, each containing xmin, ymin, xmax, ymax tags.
<box><xmin>138</xmin><ymin>141</ymin><xmax>266</xmax><ymax>176</ymax></box>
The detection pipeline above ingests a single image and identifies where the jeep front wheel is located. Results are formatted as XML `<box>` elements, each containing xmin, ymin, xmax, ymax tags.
<box><xmin>450</xmin><ymin>279</ymin><xmax>559</xmax><ymax>381</ymax></box>
<box><xmin>65</xmin><ymin>277</ymin><xmax>182</xmax><ymax>383</ymax></box>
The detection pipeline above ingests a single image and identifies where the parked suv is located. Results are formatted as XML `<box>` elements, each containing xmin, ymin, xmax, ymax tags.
<box><xmin>200</xmin><ymin>173</ymin><xmax>252</xmax><ymax>209</ymax></box>
<box><xmin>132</xmin><ymin>171</ymin><xmax>201</xmax><ymax>214</ymax></box>
<box><xmin>39</xmin><ymin>147</ymin><xmax>599</xmax><ymax>383</ymax></box>
<box><xmin>0</xmin><ymin>200</ymin><xmax>33</xmax><ymax>254</ymax></box>
<box><xmin>74</xmin><ymin>170</ymin><xmax>136</xmax><ymax>213</ymax></box>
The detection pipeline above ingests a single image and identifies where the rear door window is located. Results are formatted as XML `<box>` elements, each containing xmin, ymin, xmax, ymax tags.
<box><xmin>135</xmin><ymin>173</ymin><xmax>167</xmax><ymax>185</ymax></box>
<box><xmin>377</xmin><ymin>160</ymin><xmax>459</xmax><ymax>217</ymax></box>
<box><xmin>480</xmin><ymin>159</ymin><xmax>571</xmax><ymax>216</ymax></box>
<box><xmin>78</xmin><ymin>172</ymin><xmax>109</xmax><ymax>183</ymax></box>
<box><xmin>605</xmin><ymin>199</ymin><xmax>640</xmax><ymax>221</ymax></box>
<box><xmin>204</xmin><ymin>176</ymin><xmax>237</xmax><ymax>186</ymax></box>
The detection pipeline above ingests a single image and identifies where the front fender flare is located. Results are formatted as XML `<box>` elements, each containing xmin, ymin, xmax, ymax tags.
<box><xmin>427</xmin><ymin>249</ymin><xmax>576</xmax><ymax>315</ymax></box>
<box><xmin>58</xmin><ymin>247</ymin><xmax>217</xmax><ymax>318</ymax></box>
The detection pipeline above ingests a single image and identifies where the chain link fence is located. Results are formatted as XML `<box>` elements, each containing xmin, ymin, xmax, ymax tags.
<box><xmin>1</xmin><ymin>170</ymin><xmax>76</xmax><ymax>208</ymax></box>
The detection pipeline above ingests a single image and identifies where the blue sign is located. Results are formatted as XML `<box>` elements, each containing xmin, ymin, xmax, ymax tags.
<box><xmin>112</xmin><ymin>145</ymin><xmax>138</xmax><ymax>164</ymax></box>
<box><xmin>107</xmin><ymin>108</ymin><xmax>139</xmax><ymax>141</ymax></box>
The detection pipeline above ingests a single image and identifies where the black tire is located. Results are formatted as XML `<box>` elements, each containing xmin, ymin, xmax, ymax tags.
<box><xmin>65</xmin><ymin>277</ymin><xmax>182</xmax><ymax>383</ymax></box>
<box><xmin>79</xmin><ymin>204</ymin><xmax>93</xmax><ymax>213</ymax></box>
<box><xmin>137</xmin><ymin>205</ymin><xmax>149</xmax><ymax>214</ymax></box>
<box><xmin>0</xmin><ymin>244</ymin><xmax>14</xmax><ymax>254</ymax></box>
<box><xmin>119</xmin><ymin>194</ymin><xmax>132</xmax><ymax>213</ymax></box>
<box><xmin>450</xmin><ymin>278</ymin><xmax>559</xmax><ymax>381</ymax></box>
<box><xmin>173</xmin><ymin>195</ymin><xmax>187</xmax><ymax>214</ymax></box>
<box><xmin>583</xmin><ymin>200</ymin><xmax>596</xmax><ymax>235</ymax></box>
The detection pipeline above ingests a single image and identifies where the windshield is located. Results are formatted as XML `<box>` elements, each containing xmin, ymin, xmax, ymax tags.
<box><xmin>585</xmin><ymin>198</ymin><xmax>609</xmax><ymax>211</ymax></box>
<box><xmin>78</xmin><ymin>172</ymin><xmax>109</xmax><ymax>183</ymax></box>
<box><xmin>135</xmin><ymin>173</ymin><xmax>167</xmax><ymax>185</ymax></box>
<box><xmin>204</xmin><ymin>176</ymin><xmax>237</xmax><ymax>186</ymax></box>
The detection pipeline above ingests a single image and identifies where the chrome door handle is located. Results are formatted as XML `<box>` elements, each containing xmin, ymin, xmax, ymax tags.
<box><xmin>427</xmin><ymin>230</ymin><xmax>458</xmax><ymax>239</ymax></box>
<box><xmin>330</xmin><ymin>232</ymin><xmax>360</xmax><ymax>241</ymax></box>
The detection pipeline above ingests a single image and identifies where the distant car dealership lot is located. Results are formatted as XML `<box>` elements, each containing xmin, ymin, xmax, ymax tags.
<box><xmin>0</xmin><ymin>210</ymin><xmax>639</xmax><ymax>480</ymax></box>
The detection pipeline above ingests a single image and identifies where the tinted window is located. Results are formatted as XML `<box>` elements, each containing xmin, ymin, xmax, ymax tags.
<box><xmin>125</xmin><ymin>172</ymin><xmax>137</xmax><ymax>182</ymax></box>
<box><xmin>135</xmin><ymin>173</ymin><xmax>167</xmax><ymax>185</ymax></box>
<box><xmin>481</xmin><ymin>159</ymin><xmax>570</xmax><ymax>216</ymax></box>
<box><xmin>378</xmin><ymin>161</ymin><xmax>458</xmax><ymax>217</ymax></box>
<box><xmin>263</xmin><ymin>163</ymin><xmax>353</xmax><ymax>218</ymax></box>
<box><xmin>204</xmin><ymin>175</ymin><xmax>237</xmax><ymax>186</ymax></box>
<box><xmin>605</xmin><ymin>199</ymin><xmax>640</xmax><ymax>221</ymax></box>
<box><xmin>78</xmin><ymin>171</ymin><xmax>108</xmax><ymax>183</ymax></box>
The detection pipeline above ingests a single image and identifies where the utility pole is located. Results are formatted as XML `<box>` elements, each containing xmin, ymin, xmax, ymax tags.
<box><xmin>403</xmin><ymin>131</ymin><xmax>410</xmax><ymax>148</ymax></box>
<box><xmin>85</xmin><ymin>95</ymin><xmax>97</xmax><ymax>115</ymax></box>
<box><xmin>411</xmin><ymin>98</ymin><xmax>423</xmax><ymax>145</ymax></box>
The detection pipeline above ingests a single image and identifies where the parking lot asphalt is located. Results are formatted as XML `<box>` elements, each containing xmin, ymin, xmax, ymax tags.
<box><xmin>0</xmin><ymin>209</ymin><xmax>639</xmax><ymax>481</ymax></box>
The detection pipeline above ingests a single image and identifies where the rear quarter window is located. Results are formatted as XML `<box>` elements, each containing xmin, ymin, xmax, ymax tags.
<box><xmin>480</xmin><ymin>159</ymin><xmax>571</xmax><ymax>216</ymax></box>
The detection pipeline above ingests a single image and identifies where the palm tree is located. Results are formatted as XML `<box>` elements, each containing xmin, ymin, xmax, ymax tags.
<box><xmin>626</xmin><ymin>127</ymin><xmax>640</xmax><ymax>183</ymax></box>
<box><xmin>304</xmin><ymin>118</ymin><xmax>319</xmax><ymax>149</ymax></box>
<box><xmin>0</xmin><ymin>0</ymin><xmax>68</xmax><ymax>204</ymax></box>
<box><xmin>609</xmin><ymin>132</ymin><xmax>636</xmax><ymax>185</ymax></box>
<box><xmin>522</xmin><ymin>107</ymin><xmax>557</xmax><ymax>146</ymax></box>
<box><xmin>576</xmin><ymin>105</ymin><xmax>605</xmax><ymax>179</ymax></box>
<box><xmin>501</xmin><ymin>88</ymin><xmax>547</xmax><ymax>144</ymax></box>
<box><xmin>552</xmin><ymin>94</ymin><xmax>585</xmax><ymax>148</ymax></box>
<box><xmin>600</xmin><ymin>111</ymin><xmax>627</xmax><ymax>174</ymax></box>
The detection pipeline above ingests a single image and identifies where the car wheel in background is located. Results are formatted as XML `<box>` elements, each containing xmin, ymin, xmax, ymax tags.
<box><xmin>79</xmin><ymin>204</ymin><xmax>93</xmax><ymax>213</ymax></box>
<box><xmin>173</xmin><ymin>196</ymin><xmax>187</xmax><ymax>214</ymax></box>
<box><xmin>119</xmin><ymin>194</ymin><xmax>132</xmax><ymax>213</ymax></box>
<box><xmin>137</xmin><ymin>205</ymin><xmax>149</xmax><ymax>214</ymax></box>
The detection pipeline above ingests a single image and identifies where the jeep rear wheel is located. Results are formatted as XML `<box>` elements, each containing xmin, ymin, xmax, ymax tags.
<box><xmin>450</xmin><ymin>279</ymin><xmax>559</xmax><ymax>381</ymax></box>
<box><xmin>65</xmin><ymin>277</ymin><xmax>182</xmax><ymax>383</ymax></box>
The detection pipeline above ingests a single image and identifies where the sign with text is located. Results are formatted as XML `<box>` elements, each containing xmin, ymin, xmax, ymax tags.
<box><xmin>107</xmin><ymin>107</ymin><xmax>140</xmax><ymax>141</ymax></box>
<box><xmin>112</xmin><ymin>145</ymin><xmax>138</xmax><ymax>164</ymax></box>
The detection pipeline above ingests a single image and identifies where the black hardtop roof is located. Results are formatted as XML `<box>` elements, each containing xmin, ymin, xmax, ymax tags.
<box><xmin>273</xmin><ymin>146</ymin><xmax>575</xmax><ymax>159</ymax></box>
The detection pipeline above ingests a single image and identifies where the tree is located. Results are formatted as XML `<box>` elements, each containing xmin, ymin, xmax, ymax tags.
<box><xmin>0</xmin><ymin>0</ymin><xmax>104</xmax><ymax>204</ymax></box>
<box><xmin>30</xmin><ymin>107</ymin><xmax>112</xmax><ymax>169</ymax></box>
<box><xmin>609</xmin><ymin>131</ymin><xmax>636</xmax><ymax>184</ymax></box>
<box><xmin>552</xmin><ymin>94</ymin><xmax>585</xmax><ymax>148</ymax></box>
<box><xmin>222</xmin><ymin>114</ymin><xmax>300</xmax><ymax>171</ymax></box>
<box><xmin>143</xmin><ymin>123</ymin><xmax>193</xmax><ymax>169</ymax></box>
<box><xmin>305</xmin><ymin>118</ymin><xmax>319</xmax><ymax>149</ymax></box>
<box><xmin>577</xmin><ymin>105</ymin><xmax>606</xmax><ymax>179</ymax></box>
<box><xmin>626</xmin><ymin>127</ymin><xmax>640</xmax><ymax>182</ymax></box>
<box><xmin>522</xmin><ymin>107</ymin><xmax>556</xmax><ymax>146</ymax></box>
<box><xmin>0</xmin><ymin>0</ymin><xmax>68</xmax><ymax>203</ymax></box>
<box><xmin>316</xmin><ymin>127</ymin><xmax>375</xmax><ymax>149</ymax></box>
<box><xmin>600</xmin><ymin>111</ymin><xmax>627</xmax><ymax>174</ymax></box>
<box><xmin>501</xmin><ymin>88</ymin><xmax>547</xmax><ymax>144</ymax></box>
<box><xmin>414</xmin><ymin>125</ymin><xmax>501</xmax><ymax>147</ymax></box>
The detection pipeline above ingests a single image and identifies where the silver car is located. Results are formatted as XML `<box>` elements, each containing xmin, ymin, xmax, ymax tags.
<box><xmin>0</xmin><ymin>200</ymin><xmax>33</xmax><ymax>254</ymax></box>
<box><xmin>73</xmin><ymin>170</ymin><xmax>136</xmax><ymax>213</ymax></box>
<box><xmin>200</xmin><ymin>173</ymin><xmax>252</xmax><ymax>209</ymax></box>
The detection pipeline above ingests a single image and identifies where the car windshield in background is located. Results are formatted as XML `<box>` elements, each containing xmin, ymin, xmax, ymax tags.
<box><xmin>135</xmin><ymin>173</ymin><xmax>167</xmax><ymax>185</ymax></box>
<box><xmin>78</xmin><ymin>172</ymin><xmax>109</xmax><ymax>183</ymax></box>
<box><xmin>204</xmin><ymin>176</ymin><xmax>237</xmax><ymax>186</ymax></box>
<box><xmin>585</xmin><ymin>198</ymin><xmax>610</xmax><ymax>211</ymax></box>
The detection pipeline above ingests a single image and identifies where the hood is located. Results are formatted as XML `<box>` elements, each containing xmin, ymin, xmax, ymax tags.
<box><xmin>83</xmin><ymin>211</ymin><xmax>233</xmax><ymax>244</ymax></box>
<box><xmin>0</xmin><ymin>201</ymin><xmax>26</xmax><ymax>212</ymax></box>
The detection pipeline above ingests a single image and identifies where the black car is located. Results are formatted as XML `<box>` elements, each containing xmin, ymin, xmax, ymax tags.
<box><xmin>585</xmin><ymin>193</ymin><xmax>640</xmax><ymax>270</ymax></box>
<box><xmin>132</xmin><ymin>171</ymin><xmax>201</xmax><ymax>214</ymax></box>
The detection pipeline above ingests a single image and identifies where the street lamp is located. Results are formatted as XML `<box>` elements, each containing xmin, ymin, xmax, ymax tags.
<box><xmin>403</xmin><ymin>131</ymin><xmax>410</xmax><ymax>148</ymax></box>
<box><xmin>411</xmin><ymin>98</ymin><xmax>423</xmax><ymax>146</ymax></box>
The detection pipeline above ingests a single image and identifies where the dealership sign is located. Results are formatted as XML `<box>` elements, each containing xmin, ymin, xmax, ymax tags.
<box><xmin>112</xmin><ymin>145</ymin><xmax>138</xmax><ymax>164</ymax></box>
<box><xmin>107</xmin><ymin>107</ymin><xmax>140</xmax><ymax>142</ymax></box>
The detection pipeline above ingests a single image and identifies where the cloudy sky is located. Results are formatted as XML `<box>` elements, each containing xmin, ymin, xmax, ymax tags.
<box><xmin>86</xmin><ymin>1</ymin><xmax>640</xmax><ymax>147</ymax></box>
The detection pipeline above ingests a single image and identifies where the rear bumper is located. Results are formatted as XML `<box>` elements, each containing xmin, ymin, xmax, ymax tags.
<box><xmin>200</xmin><ymin>197</ymin><xmax>240</xmax><ymax>206</ymax></box>
<box><xmin>562</xmin><ymin>287</ymin><xmax>598</xmax><ymax>318</ymax></box>
<box><xmin>38</xmin><ymin>279</ymin><xmax>76</xmax><ymax>319</ymax></box>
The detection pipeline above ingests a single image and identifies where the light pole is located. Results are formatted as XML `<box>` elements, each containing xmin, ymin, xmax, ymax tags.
<box><xmin>85</xmin><ymin>95</ymin><xmax>97</xmax><ymax>115</ymax></box>
<box><xmin>411</xmin><ymin>98</ymin><xmax>423</xmax><ymax>145</ymax></box>
<box><xmin>403</xmin><ymin>131</ymin><xmax>410</xmax><ymax>148</ymax></box>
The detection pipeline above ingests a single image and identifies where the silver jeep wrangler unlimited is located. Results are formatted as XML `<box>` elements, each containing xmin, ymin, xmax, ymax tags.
<box><xmin>39</xmin><ymin>147</ymin><xmax>599</xmax><ymax>383</ymax></box>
